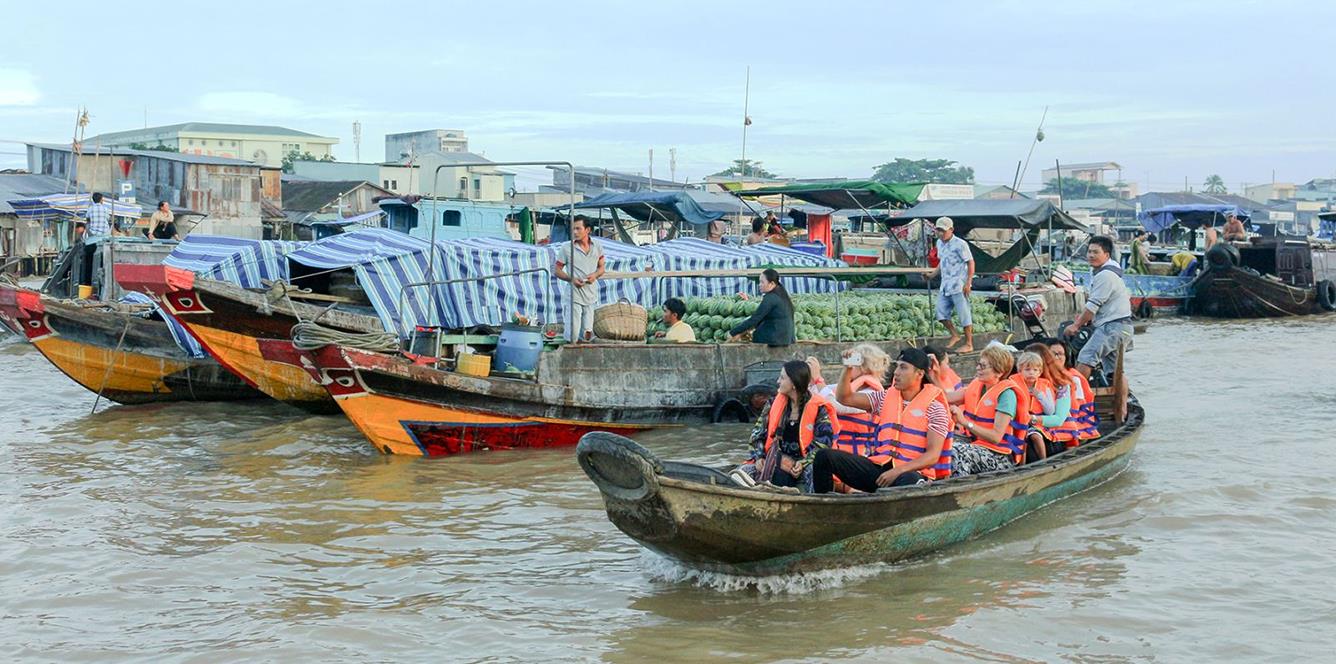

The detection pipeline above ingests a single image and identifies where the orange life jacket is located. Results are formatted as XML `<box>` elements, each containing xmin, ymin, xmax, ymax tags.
<box><xmin>942</xmin><ymin>366</ymin><xmax>963</xmax><ymax>392</ymax></box>
<box><xmin>870</xmin><ymin>384</ymin><xmax>952</xmax><ymax>480</ymax></box>
<box><xmin>1024</xmin><ymin>377</ymin><xmax>1058</xmax><ymax>437</ymax></box>
<box><xmin>1051</xmin><ymin>369</ymin><xmax>1100</xmax><ymax>448</ymax></box>
<box><xmin>831</xmin><ymin>375</ymin><xmax>881</xmax><ymax>457</ymax></box>
<box><xmin>765</xmin><ymin>392</ymin><xmax>840</xmax><ymax>458</ymax></box>
<box><xmin>961</xmin><ymin>377</ymin><xmax>1030</xmax><ymax>463</ymax></box>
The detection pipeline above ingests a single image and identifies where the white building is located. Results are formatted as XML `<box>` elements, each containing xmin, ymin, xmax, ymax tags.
<box><xmin>385</xmin><ymin>130</ymin><xmax>469</xmax><ymax>161</ymax></box>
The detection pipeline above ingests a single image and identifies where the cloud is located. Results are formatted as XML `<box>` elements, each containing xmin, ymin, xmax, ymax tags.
<box><xmin>0</xmin><ymin>69</ymin><xmax>39</xmax><ymax>106</ymax></box>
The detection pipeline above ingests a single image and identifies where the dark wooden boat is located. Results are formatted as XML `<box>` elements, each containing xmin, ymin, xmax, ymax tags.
<box><xmin>1185</xmin><ymin>238</ymin><xmax>1336</xmax><ymax>318</ymax></box>
<box><xmin>578</xmin><ymin>396</ymin><xmax>1142</xmax><ymax>577</ymax></box>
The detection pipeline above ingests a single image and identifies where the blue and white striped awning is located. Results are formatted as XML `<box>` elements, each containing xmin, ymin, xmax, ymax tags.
<box><xmin>637</xmin><ymin>237</ymin><xmax>845</xmax><ymax>300</ymax></box>
<box><xmin>7</xmin><ymin>193</ymin><xmax>142</xmax><ymax>220</ymax></box>
<box><xmin>164</xmin><ymin>236</ymin><xmax>305</xmax><ymax>289</ymax></box>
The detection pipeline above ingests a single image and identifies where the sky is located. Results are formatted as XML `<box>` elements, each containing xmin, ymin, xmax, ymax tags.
<box><xmin>1</xmin><ymin>0</ymin><xmax>1333</xmax><ymax>193</ymax></box>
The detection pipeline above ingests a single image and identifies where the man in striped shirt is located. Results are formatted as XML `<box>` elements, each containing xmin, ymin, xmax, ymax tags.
<box><xmin>83</xmin><ymin>192</ymin><xmax>114</xmax><ymax>237</ymax></box>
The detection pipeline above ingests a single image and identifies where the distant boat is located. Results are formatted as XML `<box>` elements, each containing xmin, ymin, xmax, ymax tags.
<box><xmin>1185</xmin><ymin>239</ymin><xmax>1336</xmax><ymax>318</ymax></box>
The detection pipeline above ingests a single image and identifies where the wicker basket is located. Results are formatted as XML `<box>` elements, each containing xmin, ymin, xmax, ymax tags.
<box><xmin>593</xmin><ymin>299</ymin><xmax>648</xmax><ymax>341</ymax></box>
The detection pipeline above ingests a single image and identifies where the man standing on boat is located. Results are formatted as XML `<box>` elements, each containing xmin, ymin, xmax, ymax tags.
<box><xmin>554</xmin><ymin>215</ymin><xmax>605</xmax><ymax>343</ymax></box>
<box><xmin>1064</xmin><ymin>235</ymin><xmax>1132</xmax><ymax>382</ymax></box>
<box><xmin>928</xmin><ymin>216</ymin><xmax>975</xmax><ymax>353</ymax></box>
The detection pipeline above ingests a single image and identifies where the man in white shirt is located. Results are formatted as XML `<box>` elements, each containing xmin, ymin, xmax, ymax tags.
<box><xmin>554</xmin><ymin>215</ymin><xmax>605</xmax><ymax>342</ymax></box>
<box><xmin>928</xmin><ymin>217</ymin><xmax>975</xmax><ymax>352</ymax></box>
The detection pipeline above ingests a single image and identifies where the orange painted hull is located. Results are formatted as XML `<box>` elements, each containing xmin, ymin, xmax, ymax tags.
<box><xmin>32</xmin><ymin>335</ymin><xmax>189</xmax><ymax>401</ymax></box>
<box><xmin>311</xmin><ymin>346</ymin><xmax>646</xmax><ymax>457</ymax></box>
<box><xmin>183</xmin><ymin>322</ymin><xmax>336</xmax><ymax>413</ymax></box>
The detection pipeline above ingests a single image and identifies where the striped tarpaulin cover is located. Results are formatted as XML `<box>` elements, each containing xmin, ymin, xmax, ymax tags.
<box><xmin>164</xmin><ymin>236</ymin><xmax>305</xmax><ymax>289</ymax></box>
<box><xmin>118</xmin><ymin>291</ymin><xmax>208</xmax><ymax>358</ymax></box>
<box><xmin>7</xmin><ymin>193</ymin><xmax>142</xmax><ymax>220</ymax></box>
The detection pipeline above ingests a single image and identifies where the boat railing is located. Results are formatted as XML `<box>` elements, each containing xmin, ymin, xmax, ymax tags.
<box><xmin>394</xmin><ymin>266</ymin><xmax>554</xmax><ymax>360</ymax></box>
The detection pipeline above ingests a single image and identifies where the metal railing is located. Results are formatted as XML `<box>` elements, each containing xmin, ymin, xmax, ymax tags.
<box><xmin>394</xmin><ymin>266</ymin><xmax>554</xmax><ymax>362</ymax></box>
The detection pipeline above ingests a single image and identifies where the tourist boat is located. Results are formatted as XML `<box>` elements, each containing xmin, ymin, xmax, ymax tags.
<box><xmin>1071</xmin><ymin>270</ymin><xmax>1192</xmax><ymax>315</ymax></box>
<box><xmin>0</xmin><ymin>237</ymin><xmax>261</xmax><ymax>404</ymax></box>
<box><xmin>577</xmin><ymin>387</ymin><xmax>1141</xmax><ymax>576</ymax></box>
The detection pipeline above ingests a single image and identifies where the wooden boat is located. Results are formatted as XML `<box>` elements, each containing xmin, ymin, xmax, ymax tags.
<box><xmin>1185</xmin><ymin>239</ymin><xmax>1336</xmax><ymax>318</ymax></box>
<box><xmin>577</xmin><ymin>395</ymin><xmax>1142</xmax><ymax>577</ymax></box>
<box><xmin>116</xmin><ymin>265</ymin><xmax>386</xmax><ymax>414</ymax></box>
<box><xmin>0</xmin><ymin>280</ymin><xmax>261</xmax><ymax>403</ymax></box>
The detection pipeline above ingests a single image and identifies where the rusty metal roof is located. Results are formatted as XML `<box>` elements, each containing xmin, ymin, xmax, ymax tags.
<box><xmin>29</xmin><ymin>143</ymin><xmax>267</xmax><ymax>167</ymax></box>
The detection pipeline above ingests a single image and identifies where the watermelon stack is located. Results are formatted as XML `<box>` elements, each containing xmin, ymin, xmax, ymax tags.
<box><xmin>646</xmin><ymin>292</ymin><xmax>1012</xmax><ymax>342</ymax></box>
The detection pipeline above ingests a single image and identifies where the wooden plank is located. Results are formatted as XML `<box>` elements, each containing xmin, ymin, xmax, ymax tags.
<box><xmin>285</xmin><ymin>291</ymin><xmax>354</xmax><ymax>304</ymax></box>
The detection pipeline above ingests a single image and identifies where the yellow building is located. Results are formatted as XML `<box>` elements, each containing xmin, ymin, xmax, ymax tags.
<box><xmin>87</xmin><ymin>122</ymin><xmax>338</xmax><ymax>169</ymax></box>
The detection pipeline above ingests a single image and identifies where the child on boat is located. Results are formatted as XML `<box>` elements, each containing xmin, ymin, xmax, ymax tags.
<box><xmin>1015</xmin><ymin>348</ymin><xmax>1071</xmax><ymax>462</ymax></box>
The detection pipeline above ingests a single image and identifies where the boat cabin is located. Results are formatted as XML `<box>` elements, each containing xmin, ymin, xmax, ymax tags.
<box><xmin>380</xmin><ymin>197</ymin><xmax>517</xmax><ymax>242</ymax></box>
<box><xmin>44</xmin><ymin>236</ymin><xmax>178</xmax><ymax>300</ymax></box>
<box><xmin>1237</xmin><ymin>236</ymin><xmax>1324</xmax><ymax>288</ymax></box>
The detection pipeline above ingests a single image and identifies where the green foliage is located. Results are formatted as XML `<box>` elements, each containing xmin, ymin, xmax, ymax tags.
<box><xmin>1039</xmin><ymin>177</ymin><xmax>1114</xmax><ymax>199</ymax></box>
<box><xmin>710</xmin><ymin>159</ymin><xmax>776</xmax><ymax>179</ymax></box>
<box><xmin>128</xmin><ymin>142</ymin><xmax>178</xmax><ymax>152</ymax></box>
<box><xmin>871</xmin><ymin>158</ymin><xmax>974</xmax><ymax>184</ymax></box>
<box><xmin>282</xmin><ymin>150</ymin><xmax>336</xmax><ymax>173</ymax></box>
<box><xmin>1203</xmin><ymin>174</ymin><xmax>1227</xmax><ymax>194</ymax></box>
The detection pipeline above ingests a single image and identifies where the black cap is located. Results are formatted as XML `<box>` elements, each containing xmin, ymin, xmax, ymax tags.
<box><xmin>897</xmin><ymin>348</ymin><xmax>931</xmax><ymax>372</ymax></box>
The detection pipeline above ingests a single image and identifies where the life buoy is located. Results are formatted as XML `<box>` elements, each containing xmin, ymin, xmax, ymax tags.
<box><xmin>1134</xmin><ymin>299</ymin><xmax>1154</xmax><ymax>319</ymax></box>
<box><xmin>1317</xmin><ymin>280</ymin><xmax>1336</xmax><ymax>312</ymax></box>
<box><xmin>1206</xmin><ymin>243</ymin><xmax>1239</xmax><ymax>269</ymax></box>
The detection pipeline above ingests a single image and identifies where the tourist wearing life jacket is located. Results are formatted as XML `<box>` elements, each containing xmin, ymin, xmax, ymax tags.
<box><xmin>739</xmin><ymin>360</ymin><xmax>838</xmax><ymax>490</ymax></box>
<box><xmin>948</xmin><ymin>345</ymin><xmax>1031</xmax><ymax>475</ymax></box>
<box><xmin>1017</xmin><ymin>346</ymin><xmax>1073</xmax><ymax>462</ymax></box>
<box><xmin>1046</xmin><ymin>338</ymin><xmax>1100</xmax><ymax>447</ymax></box>
<box><xmin>805</xmin><ymin>344</ymin><xmax>889</xmax><ymax>458</ymax></box>
<box><xmin>810</xmin><ymin>348</ymin><xmax>952</xmax><ymax>493</ymax></box>
<box><xmin>923</xmin><ymin>344</ymin><xmax>964</xmax><ymax>391</ymax></box>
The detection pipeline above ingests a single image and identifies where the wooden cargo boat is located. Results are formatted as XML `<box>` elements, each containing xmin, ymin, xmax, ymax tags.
<box><xmin>577</xmin><ymin>396</ymin><xmax>1142</xmax><ymax>577</ymax></box>
<box><xmin>1185</xmin><ymin>239</ymin><xmax>1336</xmax><ymax>318</ymax></box>
<box><xmin>117</xmin><ymin>265</ymin><xmax>385</xmax><ymax>414</ymax></box>
<box><xmin>0</xmin><ymin>281</ymin><xmax>260</xmax><ymax>403</ymax></box>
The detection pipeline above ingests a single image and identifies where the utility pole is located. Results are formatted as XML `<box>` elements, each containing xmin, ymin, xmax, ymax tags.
<box><xmin>740</xmin><ymin>66</ymin><xmax>751</xmax><ymax>179</ymax></box>
<box><xmin>353</xmin><ymin>121</ymin><xmax>362</xmax><ymax>163</ymax></box>
<box><xmin>669</xmin><ymin>147</ymin><xmax>677</xmax><ymax>185</ymax></box>
<box><xmin>648</xmin><ymin>148</ymin><xmax>654</xmax><ymax>191</ymax></box>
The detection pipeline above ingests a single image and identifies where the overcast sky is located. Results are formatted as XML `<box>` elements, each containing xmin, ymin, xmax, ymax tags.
<box><xmin>2</xmin><ymin>0</ymin><xmax>1332</xmax><ymax>192</ymax></box>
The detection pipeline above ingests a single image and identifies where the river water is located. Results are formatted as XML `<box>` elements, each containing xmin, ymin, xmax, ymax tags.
<box><xmin>2</xmin><ymin>316</ymin><xmax>1334</xmax><ymax>662</ymax></box>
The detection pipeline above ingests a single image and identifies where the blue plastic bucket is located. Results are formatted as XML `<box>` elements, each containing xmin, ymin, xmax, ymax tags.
<box><xmin>494</xmin><ymin>324</ymin><xmax>543</xmax><ymax>373</ymax></box>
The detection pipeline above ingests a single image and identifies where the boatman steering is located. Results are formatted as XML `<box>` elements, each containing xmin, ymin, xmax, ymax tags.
<box><xmin>1064</xmin><ymin>235</ymin><xmax>1132</xmax><ymax>382</ymax></box>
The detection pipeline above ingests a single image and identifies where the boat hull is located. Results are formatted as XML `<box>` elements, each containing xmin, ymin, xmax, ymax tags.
<box><xmin>0</xmin><ymin>282</ymin><xmax>262</xmax><ymax>404</ymax></box>
<box><xmin>1185</xmin><ymin>265</ymin><xmax>1324</xmax><ymax>318</ymax></box>
<box><xmin>116</xmin><ymin>266</ymin><xmax>384</xmax><ymax>414</ymax></box>
<box><xmin>578</xmin><ymin>403</ymin><xmax>1142</xmax><ymax>576</ymax></box>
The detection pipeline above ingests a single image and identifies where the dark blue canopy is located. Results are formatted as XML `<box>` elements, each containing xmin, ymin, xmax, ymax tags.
<box><xmin>575</xmin><ymin>191</ymin><xmax>725</xmax><ymax>226</ymax></box>
<box><xmin>1138</xmin><ymin>204</ymin><xmax>1250</xmax><ymax>232</ymax></box>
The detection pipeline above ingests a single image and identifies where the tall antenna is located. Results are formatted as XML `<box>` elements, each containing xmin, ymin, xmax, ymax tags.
<box><xmin>648</xmin><ymin>148</ymin><xmax>654</xmax><ymax>191</ymax></box>
<box><xmin>740</xmin><ymin>66</ymin><xmax>752</xmax><ymax>178</ymax></box>
<box><xmin>352</xmin><ymin>121</ymin><xmax>362</xmax><ymax>162</ymax></box>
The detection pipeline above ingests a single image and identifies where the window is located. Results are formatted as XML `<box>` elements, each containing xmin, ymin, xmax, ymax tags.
<box><xmin>459</xmin><ymin>177</ymin><xmax>468</xmax><ymax>197</ymax></box>
<box><xmin>187</xmin><ymin>139</ymin><xmax>194</xmax><ymax>146</ymax></box>
<box><xmin>390</xmin><ymin>180</ymin><xmax>398</xmax><ymax>189</ymax></box>
<box><xmin>473</xmin><ymin>178</ymin><xmax>481</xmax><ymax>197</ymax></box>
<box><xmin>384</xmin><ymin>179</ymin><xmax>391</xmax><ymax>189</ymax></box>
<box><xmin>442</xmin><ymin>210</ymin><xmax>461</xmax><ymax>226</ymax></box>
<box><xmin>219</xmin><ymin>140</ymin><xmax>225</xmax><ymax>146</ymax></box>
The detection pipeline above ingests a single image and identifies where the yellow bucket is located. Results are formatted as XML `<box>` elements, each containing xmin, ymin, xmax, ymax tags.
<box><xmin>456</xmin><ymin>353</ymin><xmax>491</xmax><ymax>377</ymax></box>
<box><xmin>77</xmin><ymin>285</ymin><xmax>95</xmax><ymax>300</ymax></box>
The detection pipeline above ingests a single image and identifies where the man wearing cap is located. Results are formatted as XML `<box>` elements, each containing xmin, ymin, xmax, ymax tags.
<box><xmin>811</xmin><ymin>347</ymin><xmax>951</xmax><ymax>492</ymax></box>
<box><xmin>928</xmin><ymin>216</ymin><xmax>975</xmax><ymax>352</ymax></box>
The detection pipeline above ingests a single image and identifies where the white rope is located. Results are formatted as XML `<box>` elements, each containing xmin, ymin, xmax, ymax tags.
<box><xmin>290</xmin><ymin>320</ymin><xmax>399</xmax><ymax>352</ymax></box>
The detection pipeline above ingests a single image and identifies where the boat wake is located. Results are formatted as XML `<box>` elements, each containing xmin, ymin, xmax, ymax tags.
<box><xmin>639</xmin><ymin>552</ymin><xmax>897</xmax><ymax>594</ymax></box>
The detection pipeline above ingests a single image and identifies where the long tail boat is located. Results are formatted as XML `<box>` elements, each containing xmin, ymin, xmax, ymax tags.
<box><xmin>577</xmin><ymin>390</ymin><xmax>1141</xmax><ymax>576</ymax></box>
<box><xmin>0</xmin><ymin>280</ymin><xmax>260</xmax><ymax>403</ymax></box>
<box><xmin>117</xmin><ymin>265</ymin><xmax>385</xmax><ymax>414</ymax></box>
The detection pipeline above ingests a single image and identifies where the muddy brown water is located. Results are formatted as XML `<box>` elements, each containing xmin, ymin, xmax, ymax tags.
<box><xmin>2</xmin><ymin>316</ymin><xmax>1333</xmax><ymax>661</ymax></box>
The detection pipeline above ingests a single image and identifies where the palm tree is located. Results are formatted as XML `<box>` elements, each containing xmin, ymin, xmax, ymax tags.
<box><xmin>1203</xmin><ymin>174</ymin><xmax>1227</xmax><ymax>194</ymax></box>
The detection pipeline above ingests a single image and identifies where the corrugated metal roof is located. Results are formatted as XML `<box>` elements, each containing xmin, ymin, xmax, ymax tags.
<box><xmin>88</xmin><ymin>122</ymin><xmax>334</xmax><ymax>142</ymax></box>
<box><xmin>0</xmin><ymin>173</ymin><xmax>69</xmax><ymax>214</ymax></box>
<box><xmin>281</xmin><ymin>180</ymin><xmax>388</xmax><ymax>212</ymax></box>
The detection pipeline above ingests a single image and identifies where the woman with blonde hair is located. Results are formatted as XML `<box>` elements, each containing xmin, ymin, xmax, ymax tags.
<box><xmin>806</xmin><ymin>343</ymin><xmax>889</xmax><ymax>458</ymax></box>
<box><xmin>949</xmin><ymin>344</ymin><xmax>1030</xmax><ymax>475</ymax></box>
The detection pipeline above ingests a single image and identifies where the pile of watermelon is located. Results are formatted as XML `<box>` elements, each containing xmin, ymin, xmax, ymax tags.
<box><xmin>645</xmin><ymin>292</ymin><xmax>1012</xmax><ymax>342</ymax></box>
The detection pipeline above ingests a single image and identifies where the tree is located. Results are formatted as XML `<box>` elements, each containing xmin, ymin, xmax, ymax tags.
<box><xmin>1203</xmin><ymin>174</ymin><xmax>1227</xmax><ymax>194</ymax></box>
<box><xmin>710</xmin><ymin>159</ymin><xmax>776</xmax><ymax>179</ymax></box>
<box><xmin>1039</xmin><ymin>177</ymin><xmax>1114</xmax><ymax>199</ymax></box>
<box><xmin>128</xmin><ymin>142</ymin><xmax>178</xmax><ymax>152</ymax></box>
<box><xmin>870</xmin><ymin>158</ymin><xmax>974</xmax><ymax>184</ymax></box>
<box><xmin>282</xmin><ymin>150</ymin><xmax>336</xmax><ymax>173</ymax></box>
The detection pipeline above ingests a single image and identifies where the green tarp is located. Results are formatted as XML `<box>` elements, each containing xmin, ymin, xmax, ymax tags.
<box><xmin>733</xmin><ymin>180</ymin><xmax>926</xmax><ymax>210</ymax></box>
<box><xmin>885</xmin><ymin>198</ymin><xmax>1087</xmax><ymax>235</ymax></box>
